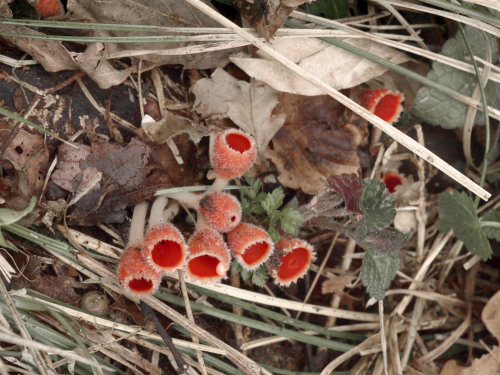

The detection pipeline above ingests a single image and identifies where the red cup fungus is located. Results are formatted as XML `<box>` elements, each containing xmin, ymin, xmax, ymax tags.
<box><xmin>142</xmin><ymin>223</ymin><xmax>188</xmax><ymax>273</ymax></box>
<box><xmin>228</xmin><ymin>223</ymin><xmax>274</xmax><ymax>270</ymax></box>
<box><xmin>117</xmin><ymin>246</ymin><xmax>162</xmax><ymax>296</ymax></box>
<box><xmin>186</xmin><ymin>227</ymin><xmax>231</xmax><ymax>283</ymax></box>
<box><xmin>212</xmin><ymin>129</ymin><xmax>257</xmax><ymax>180</ymax></box>
<box><xmin>271</xmin><ymin>238</ymin><xmax>315</xmax><ymax>286</ymax></box>
<box><xmin>362</xmin><ymin>89</ymin><xmax>405</xmax><ymax>124</ymax></box>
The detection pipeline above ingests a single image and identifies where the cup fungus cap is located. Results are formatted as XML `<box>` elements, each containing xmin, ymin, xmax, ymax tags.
<box><xmin>228</xmin><ymin>223</ymin><xmax>274</xmax><ymax>270</ymax></box>
<box><xmin>383</xmin><ymin>172</ymin><xmax>403</xmax><ymax>193</ymax></box>
<box><xmin>142</xmin><ymin>223</ymin><xmax>188</xmax><ymax>273</ymax></box>
<box><xmin>212</xmin><ymin>129</ymin><xmax>257</xmax><ymax>180</ymax></box>
<box><xmin>362</xmin><ymin>89</ymin><xmax>405</xmax><ymax>124</ymax></box>
<box><xmin>117</xmin><ymin>246</ymin><xmax>162</xmax><ymax>296</ymax></box>
<box><xmin>199</xmin><ymin>192</ymin><xmax>242</xmax><ymax>233</ymax></box>
<box><xmin>271</xmin><ymin>238</ymin><xmax>315</xmax><ymax>286</ymax></box>
<box><xmin>34</xmin><ymin>0</ymin><xmax>64</xmax><ymax>17</ymax></box>
<box><xmin>186</xmin><ymin>227</ymin><xmax>231</xmax><ymax>283</ymax></box>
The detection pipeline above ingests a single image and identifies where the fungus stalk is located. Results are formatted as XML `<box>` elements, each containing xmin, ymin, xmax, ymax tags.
<box><xmin>128</xmin><ymin>201</ymin><xmax>149</xmax><ymax>248</ymax></box>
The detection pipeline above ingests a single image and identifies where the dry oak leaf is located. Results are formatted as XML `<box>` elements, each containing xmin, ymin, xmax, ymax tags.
<box><xmin>265</xmin><ymin>122</ymin><xmax>363</xmax><ymax>194</ymax></box>
<box><xmin>51</xmin><ymin>139</ymin><xmax>171</xmax><ymax>224</ymax></box>
<box><xmin>68</xmin><ymin>0</ymin><xmax>238</xmax><ymax>69</ymax></box>
<box><xmin>193</xmin><ymin>68</ymin><xmax>286</xmax><ymax>152</ymax></box>
<box><xmin>230</xmin><ymin>38</ymin><xmax>410</xmax><ymax>96</ymax></box>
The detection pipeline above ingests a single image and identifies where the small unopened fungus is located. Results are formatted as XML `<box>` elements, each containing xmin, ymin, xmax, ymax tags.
<box><xmin>199</xmin><ymin>192</ymin><xmax>242</xmax><ymax>233</ymax></box>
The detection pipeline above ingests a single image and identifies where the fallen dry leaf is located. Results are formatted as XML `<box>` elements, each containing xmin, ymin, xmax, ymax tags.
<box><xmin>439</xmin><ymin>290</ymin><xmax>500</xmax><ymax>375</ymax></box>
<box><xmin>266</xmin><ymin>123</ymin><xmax>363</xmax><ymax>194</ymax></box>
<box><xmin>230</xmin><ymin>37</ymin><xmax>410</xmax><ymax>96</ymax></box>
<box><xmin>67</xmin><ymin>0</ymin><xmax>238</xmax><ymax>69</ymax></box>
<box><xmin>321</xmin><ymin>275</ymin><xmax>356</xmax><ymax>295</ymax></box>
<box><xmin>0</xmin><ymin>127</ymin><xmax>49</xmax><ymax>197</ymax></box>
<box><xmin>51</xmin><ymin>138</ymin><xmax>172</xmax><ymax>224</ymax></box>
<box><xmin>265</xmin><ymin>95</ymin><xmax>368</xmax><ymax>194</ymax></box>
<box><xmin>440</xmin><ymin>348</ymin><xmax>500</xmax><ymax>375</ymax></box>
<box><xmin>482</xmin><ymin>289</ymin><xmax>500</xmax><ymax>342</ymax></box>
<box><xmin>193</xmin><ymin>68</ymin><xmax>286</xmax><ymax>152</ymax></box>
<box><xmin>0</xmin><ymin>21</ymin><xmax>130</xmax><ymax>89</ymax></box>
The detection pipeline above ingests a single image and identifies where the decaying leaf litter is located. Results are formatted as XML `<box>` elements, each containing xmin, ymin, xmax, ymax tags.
<box><xmin>0</xmin><ymin>0</ymin><xmax>499</xmax><ymax>374</ymax></box>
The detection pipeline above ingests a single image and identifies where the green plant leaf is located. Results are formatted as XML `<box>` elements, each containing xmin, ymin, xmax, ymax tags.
<box><xmin>261</xmin><ymin>187</ymin><xmax>285</xmax><ymax>216</ymax></box>
<box><xmin>0</xmin><ymin>197</ymin><xmax>37</xmax><ymax>226</ymax></box>
<box><xmin>243</xmin><ymin>176</ymin><xmax>262</xmax><ymax>200</ymax></box>
<box><xmin>358</xmin><ymin>179</ymin><xmax>396</xmax><ymax>239</ymax></box>
<box><xmin>360</xmin><ymin>249</ymin><xmax>400</xmax><ymax>301</ymax></box>
<box><xmin>482</xmin><ymin>210</ymin><xmax>500</xmax><ymax>241</ymax></box>
<box><xmin>438</xmin><ymin>190</ymin><xmax>492</xmax><ymax>260</ymax></box>
<box><xmin>354</xmin><ymin>227</ymin><xmax>410</xmax><ymax>254</ymax></box>
<box><xmin>413</xmin><ymin>25</ymin><xmax>500</xmax><ymax>129</ymax></box>
<box><xmin>280</xmin><ymin>208</ymin><xmax>302</xmax><ymax>236</ymax></box>
<box><xmin>231</xmin><ymin>260</ymin><xmax>269</xmax><ymax>287</ymax></box>
<box><xmin>268</xmin><ymin>225</ymin><xmax>281</xmax><ymax>243</ymax></box>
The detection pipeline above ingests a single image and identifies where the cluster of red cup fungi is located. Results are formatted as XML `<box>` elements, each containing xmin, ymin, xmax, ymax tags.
<box><xmin>117</xmin><ymin>129</ymin><xmax>315</xmax><ymax>296</ymax></box>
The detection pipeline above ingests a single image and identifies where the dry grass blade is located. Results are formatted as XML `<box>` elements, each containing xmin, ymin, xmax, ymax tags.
<box><xmin>0</xmin><ymin>326</ymin><xmax>113</xmax><ymax>371</ymax></box>
<box><xmin>184</xmin><ymin>279</ymin><xmax>379</xmax><ymax>321</ymax></box>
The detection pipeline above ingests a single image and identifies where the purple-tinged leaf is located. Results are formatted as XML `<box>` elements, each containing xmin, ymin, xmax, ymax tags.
<box><xmin>327</xmin><ymin>174</ymin><xmax>362</xmax><ymax>214</ymax></box>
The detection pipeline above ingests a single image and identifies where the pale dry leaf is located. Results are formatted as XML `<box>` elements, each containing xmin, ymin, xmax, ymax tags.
<box><xmin>193</xmin><ymin>68</ymin><xmax>286</xmax><ymax>152</ymax></box>
<box><xmin>321</xmin><ymin>275</ymin><xmax>356</xmax><ymax>295</ymax></box>
<box><xmin>230</xmin><ymin>38</ymin><xmax>411</xmax><ymax>96</ymax></box>
<box><xmin>142</xmin><ymin>113</ymin><xmax>207</xmax><ymax>145</ymax></box>
<box><xmin>482</xmin><ymin>289</ymin><xmax>500</xmax><ymax>342</ymax></box>
<box><xmin>440</xmin><ymin>348</ymin><xmax>500</xmax><ymax>375</ymax></box>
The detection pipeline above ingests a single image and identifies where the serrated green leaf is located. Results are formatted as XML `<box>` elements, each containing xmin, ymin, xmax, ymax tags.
<box><xmin>268</xmin><ymin>225</ymin><xmax>281</xmax><ymax>243</ymax></box>
<box><xmin>482</xmin><ymin>210</ymin><xmax>500</xmax><ymax>241</ymax></box>
<box><xmin>243</xmin><ymin>176</ymin><xmax>262</xmax><ymax>200</ymax></box>
<box><xmin>280</xmin><ymin>208</ymin><xmax>302</xmax><ymax>236</ymax></box>
<box><xmin>414</xmin><ymin>25</ymin><xmax>500</xmax><ymax>129</ymax></box>
<box><xmin>358</xmin><ymin>179</ymin><xmax>396</xmax><ymax>239</ymax></box>
<box><xmin>251</xmin><ymin>265</ymin><xmax>269</xmax><ymax>288</ymax></box>
<box><xmin>360</xmin><ymin>249</ymin><xmax>400</xmax><ymax>301</ymax></box>
<box><xmin>241</xmin><ymin>197</ymin><xmax>251</xmax><ymax>215</ymax></box>
<box><xmin>438</xmin><ymin>190</ymin><xmax>492</xmax><ymax>260</ymax></box>
<box><xmin>269</xmin><ymin>210</ymin><xmax>282</xmax><ymax>227</ymax></box>
<box><xmin>261</xmin><ymin>188</ymin><xmax>285</xmax><ymax>216</ymax></box>
<box><xmin>255</xmin><ymin>192</ymin><xmax>268</xmax><ymax>203</ymax></box>
<box><xmin>354</xmin><ymin>227</ymin><xmax>410</xmax><ymax>254</ymax></box>
<box><xmin>0</xmin><ymin>197</ymin><xmax>37</xmax><ymax>226</ymax></box>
